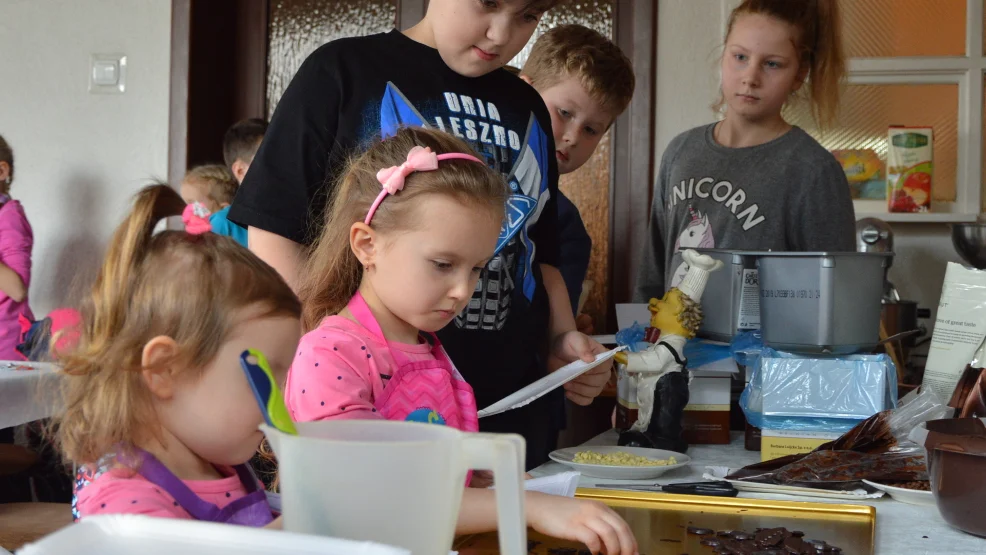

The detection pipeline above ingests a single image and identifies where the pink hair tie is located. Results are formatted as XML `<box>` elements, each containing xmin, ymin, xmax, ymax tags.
<box><xmin>364</xmin><ymin>146</ymin><xmax>484</xmax><ymax>225</ymax></box>
<box><xmin>182</xmin><ymin>202</ymin><xmax>212</xmax><ymax>235</ymax></box>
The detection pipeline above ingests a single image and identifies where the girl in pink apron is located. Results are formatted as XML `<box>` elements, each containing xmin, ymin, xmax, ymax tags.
<box><xmin>56</xmin><ymin>184</ymin><xmax>301</xmax><ymax>525</ymax></box>
<box><xmin>285</xmin><ymin>128</ymin><xmax>638</xmax><ymax>554</ymax></box>
<box><xmin>285</xmin><ymin>130</ymin><xmax>503</xmax><ymax>436</ymax></box>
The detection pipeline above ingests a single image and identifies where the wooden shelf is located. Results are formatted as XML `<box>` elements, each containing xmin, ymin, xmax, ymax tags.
<box><xmin>856</xmin><ymin>212</ymin><xmax>979</xmax><ymax>223</ymax></box>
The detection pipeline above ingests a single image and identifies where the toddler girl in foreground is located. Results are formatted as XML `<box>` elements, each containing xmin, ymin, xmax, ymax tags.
<box><xmin>57</xmin><ymin>184</ymin><xmax>300</xmax><ymax>526</ymax></box>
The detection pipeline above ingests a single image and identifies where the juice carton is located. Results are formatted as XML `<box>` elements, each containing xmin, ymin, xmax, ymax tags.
<box><xmin>887</xmin><ymin>127</ymin><xmax>933</xmax><ymax>213</ymax></box>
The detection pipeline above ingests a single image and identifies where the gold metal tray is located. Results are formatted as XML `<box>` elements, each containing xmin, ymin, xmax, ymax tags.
<box><xmin>455</xmin><ymin>488</ymin><xmax>876</xmax><ymax>555</ymax></box>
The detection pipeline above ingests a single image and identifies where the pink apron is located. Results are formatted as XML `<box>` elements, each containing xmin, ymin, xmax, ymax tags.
<box><xmin>348</xmin><ymin>292</ymin><xmax>479</xmax><ymax>433</ymax></box>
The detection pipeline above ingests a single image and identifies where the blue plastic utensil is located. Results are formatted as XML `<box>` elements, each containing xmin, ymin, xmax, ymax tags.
<box><xmin>239</xmin><ymin>349</ymin><xmax>297</xmax><ymax>435</ymax></box>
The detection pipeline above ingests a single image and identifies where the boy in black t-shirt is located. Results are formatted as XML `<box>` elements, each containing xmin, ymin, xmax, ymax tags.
<box><xmin>229</xmin><ymin>0</ymin><xmax>612</xmax><ymax>468</ymax></box>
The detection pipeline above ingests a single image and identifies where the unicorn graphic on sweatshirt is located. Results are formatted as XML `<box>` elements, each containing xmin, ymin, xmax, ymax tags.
<box><xmin>670</xmin><ymin>206</ymin><xmax>715</xmax><ymax>288</ymax></box>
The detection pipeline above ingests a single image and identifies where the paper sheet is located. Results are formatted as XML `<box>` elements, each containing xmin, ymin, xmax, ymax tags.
<box><xmin>523</xmin><ymin>471</ymin><xmax>580</xmax><ymax>497</ymax></box>
<box><xmin>478</xmin><ymin>347</ymin><xmax>626</xmax><ymax>418</ymax></box>
<box><xmin>489</xmin><ymin>472</ymin><xmax>580</xmax><ymax>497</ymax></box>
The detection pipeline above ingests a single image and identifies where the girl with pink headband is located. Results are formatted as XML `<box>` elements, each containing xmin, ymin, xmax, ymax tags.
<box><xmin>286</xmin><ymin>127</ymin><xmax>636</xmax><ymax>554</ymax></box>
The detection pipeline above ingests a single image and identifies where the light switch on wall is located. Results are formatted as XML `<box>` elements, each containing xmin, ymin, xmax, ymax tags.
<box><xmin>89</xmin><ymin>54</ymin><xmax>127</xmax><ymax>94</ymax></box>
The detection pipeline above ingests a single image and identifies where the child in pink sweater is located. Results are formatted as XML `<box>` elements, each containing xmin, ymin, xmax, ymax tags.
<box><xmin>0</xmin><ymin>134</ymin><xmax>34</xmax><ymax>360</ymax></box>
<box><xmin>286</xmin><ymin>127</ymin><xmax>636</xmax><ymax>554</ymax></box>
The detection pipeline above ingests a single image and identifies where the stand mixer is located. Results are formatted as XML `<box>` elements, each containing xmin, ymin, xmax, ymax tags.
<box><xmin>857</xmin><ymin>218</ymin><xmax>900</xmax><ymax>301</ymax></box>
<box><xmin>856</xmin><ymin>218</ymin><xmax>930</xmax><ymax>371</ymax></box>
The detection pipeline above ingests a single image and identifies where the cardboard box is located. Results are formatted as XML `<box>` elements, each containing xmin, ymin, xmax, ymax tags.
<box><xmin>760</xmin><ymin>429</ymin><xmax>841</xmax><ymax>462</ymax></box>
<box><xmin>682</xmin><ymin>362</ymin><xmax>735</xmax><ymax>445</ymax></box>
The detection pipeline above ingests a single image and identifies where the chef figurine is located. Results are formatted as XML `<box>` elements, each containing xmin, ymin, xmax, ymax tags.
<box><xmin>615</xmin><ymin>249</ymin><xmax>723</xmax><ymax>452</ymax></box>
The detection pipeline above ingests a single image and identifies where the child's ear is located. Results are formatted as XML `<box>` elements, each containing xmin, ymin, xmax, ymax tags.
<box><xmin>232</xmin><ymin>159</ymin><xmax>249</xmax><ymax>184</ymax></box>
<box><xmin>350</xmin><ymin>222</ymin><xmax>377</xmax><ymax>269</ymax></box>
<box><xmin>519</xmin><ymin>74</ymin><xmax>533</xmax><ymax>86</ymax></box>
<box><xmin>141</xmin><ymin>336</ymin><xmax>181</xmax><ymax>400</ymax></box>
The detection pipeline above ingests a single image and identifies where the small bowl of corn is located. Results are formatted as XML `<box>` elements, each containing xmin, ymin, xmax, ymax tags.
<box><xmin>548</xmin><ymin>446</ymin><xmax>690</xmax><ymax>479</ymax></box>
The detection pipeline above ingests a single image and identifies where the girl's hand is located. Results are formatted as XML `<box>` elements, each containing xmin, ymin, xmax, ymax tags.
<box><xmin>551</xmin><ymin>331</ymin><xmax>612</xmax><ymax>405</ymax></box>
<box><xmin>527</xmin><ymin>493</ymin><xmax>638</xmax><ymax>555</ymax></box>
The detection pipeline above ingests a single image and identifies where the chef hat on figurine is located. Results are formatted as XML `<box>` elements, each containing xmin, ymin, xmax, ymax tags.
<box><xmin>676</xmin><ymin>250</ymin><xmax>724</xmax><ymax>302</ymax></box>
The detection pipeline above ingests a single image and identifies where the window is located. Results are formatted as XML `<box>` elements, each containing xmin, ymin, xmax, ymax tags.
<box><xmin>788</xmin><ymin>0</ymin><xmax>983</xmax><ymax>222</ymax></box>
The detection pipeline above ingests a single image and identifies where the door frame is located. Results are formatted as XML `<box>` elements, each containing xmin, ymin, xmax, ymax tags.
<box><xmin>610</xmin><ymin>0</ymin><xmax>657</xmax><ymax>324</ymax></box>
<box><xmin>168</xmin><ymin>0</ymin><xmax>270</xmax><ymax>185</ymax></box>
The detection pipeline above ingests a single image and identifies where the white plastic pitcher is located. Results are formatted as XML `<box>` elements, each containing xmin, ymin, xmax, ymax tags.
<box><xmin>261</xmin><ymin>420</ymin><xmax>527</xmax><ymax>555</ymax></box>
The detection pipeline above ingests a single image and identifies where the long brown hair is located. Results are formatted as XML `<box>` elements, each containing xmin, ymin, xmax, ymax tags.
<box><xmin>720</xmin><ymin>0</ymin><xmax>846</xmax><ymax>128</ymax></box>
<box><xmin>298</xmin><ymin>127</ymin><xmax>509</xmax><ymax>332</ymax></box>
<box><xmin>52</xmin><ymin>184</ymin><xmax>300</xmax><ymax>466</ymax></box>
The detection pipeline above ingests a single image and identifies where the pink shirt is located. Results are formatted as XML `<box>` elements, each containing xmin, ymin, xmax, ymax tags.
<box><xmin>76</xmin><ymin>466</ymin><xmax>252</xmax><ymax>520</ymax></box>
<box><xmin>0</xmin><ymin>199</ymin><xmax>33</xmax><ymax>359</ymax></box>
<box><xmin>285</xmin><ymin>315</ymin><xmax>437</xmax><ymax>422</ymax></box>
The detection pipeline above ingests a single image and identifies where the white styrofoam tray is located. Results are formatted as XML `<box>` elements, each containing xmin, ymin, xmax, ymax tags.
<box><xmin>16</xmin><ymin>515</ymin><xmax>409</xmax><ymax>555</ymax></box>
<box><xmin>703</xmin><ymin>466</ymin><xmax>885</xmax><ymax>500</ymax></box>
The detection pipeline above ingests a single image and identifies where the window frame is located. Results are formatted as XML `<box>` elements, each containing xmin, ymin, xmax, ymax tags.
<box><xmin>842</xmin><ymin>0</ymin><xmax>984</xmax><ymax>222</ymax></box>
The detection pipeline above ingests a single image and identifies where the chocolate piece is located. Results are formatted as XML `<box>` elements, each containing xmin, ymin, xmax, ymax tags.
<box><xmin>755</xmin><ymin>528</ymin><xmax>786</xmax><ymax>547</ymax></box>
<box><xmin>782</xmin><ymin>535</ymin><xmax>804</xmax><ymax>554</ymax></box>
<box><xmin>693</xmin><ymin>526</ymin><xmax>843</xmax><ymax>555</ymax></box>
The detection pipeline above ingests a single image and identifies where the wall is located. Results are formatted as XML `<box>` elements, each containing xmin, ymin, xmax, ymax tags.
<box><xmin>654</xmin><ymin>0</ymin><xmax>962</xmax><ymax>330</ymax></box>
<box><xmin>0</xmin><ymin>0</ymin><xmax>172</xmax><ymax>315</ymax></box>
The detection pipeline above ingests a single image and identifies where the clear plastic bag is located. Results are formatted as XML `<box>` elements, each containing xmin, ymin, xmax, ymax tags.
<box><xmin>683</xmin><ymin>339</ymin><xmax>733</xmax><ymax>369</ymax></box>
<box><xmin>730</xmin><ymin>330</ymin><xmax>764</xmax><ymax>369</ymax></box>
<box><xmin>740</xmin><ymin>348</ymin><xmax>898</xmax><ymax>433</ymax></box>
<box><xmin>728</xmin><ymin>386</ymin><xmax>948</xmax><ymax>489</ymax></box>
<box><xmin>614</xmin><ymin>322</ymin><xmax>648</xmax><ymax>353</ymax></box>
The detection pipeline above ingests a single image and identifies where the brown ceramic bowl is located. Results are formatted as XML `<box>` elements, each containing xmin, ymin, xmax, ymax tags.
<box><xmin>925</xmin><ymin>418</ymin><xmax>986</xmax><ymax>537</ymax></box>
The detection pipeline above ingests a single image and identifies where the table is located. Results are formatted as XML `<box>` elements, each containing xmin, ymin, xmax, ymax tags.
<box><xmin>0</xmin><ymin>362</ymin><xmax>60</xmax><ymax>429</ymax></box>
<box><xmin>531</xmin><ymin>430</ymin><xmax>986</xmax><ymax>554</ymax></box>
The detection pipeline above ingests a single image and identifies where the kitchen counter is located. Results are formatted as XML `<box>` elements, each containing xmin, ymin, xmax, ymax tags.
<box><xmin>530</xmin><ymin>431</ymin><xmax>985</xmax><ymax>554</ymax></box>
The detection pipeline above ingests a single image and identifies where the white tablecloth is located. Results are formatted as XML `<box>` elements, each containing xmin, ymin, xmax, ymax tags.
<box><xmin>532</xmin><ymin>430</ymin><xmax>986</xmax><ymax>554</ymax></box>
<box><xmin>0</xmin><ymin>361</ymin><xmax>60</xmax><ymax>429</ymax></box>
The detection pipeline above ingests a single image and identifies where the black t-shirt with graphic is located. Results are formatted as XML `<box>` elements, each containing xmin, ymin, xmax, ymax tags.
<box><xmin>229</xmin><ymin>30</ymin><xmax>561</xmax><ymax>465</ymax></box>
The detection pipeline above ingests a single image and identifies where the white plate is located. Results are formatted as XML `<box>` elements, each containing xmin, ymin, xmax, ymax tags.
<box><xmin>861</xmin><ymin>479</ymin><xmax>936</xmax><ymax>506</ymax></box>
<box><xmin>478</xmin><ymin>347</ymin><xmax>624</xmax><ymax>418</ymax></box>
<box><xmin>549</xmin><ymin>446</ymin><xmax>689</xmax><ymax>479</ymax></box>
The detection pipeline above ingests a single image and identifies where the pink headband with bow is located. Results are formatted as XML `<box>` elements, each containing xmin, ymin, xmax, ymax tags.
<box><xmin>364</xmin><ymin>146</ymin><xmax>483</xmax><ymax>225</ymax></box>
